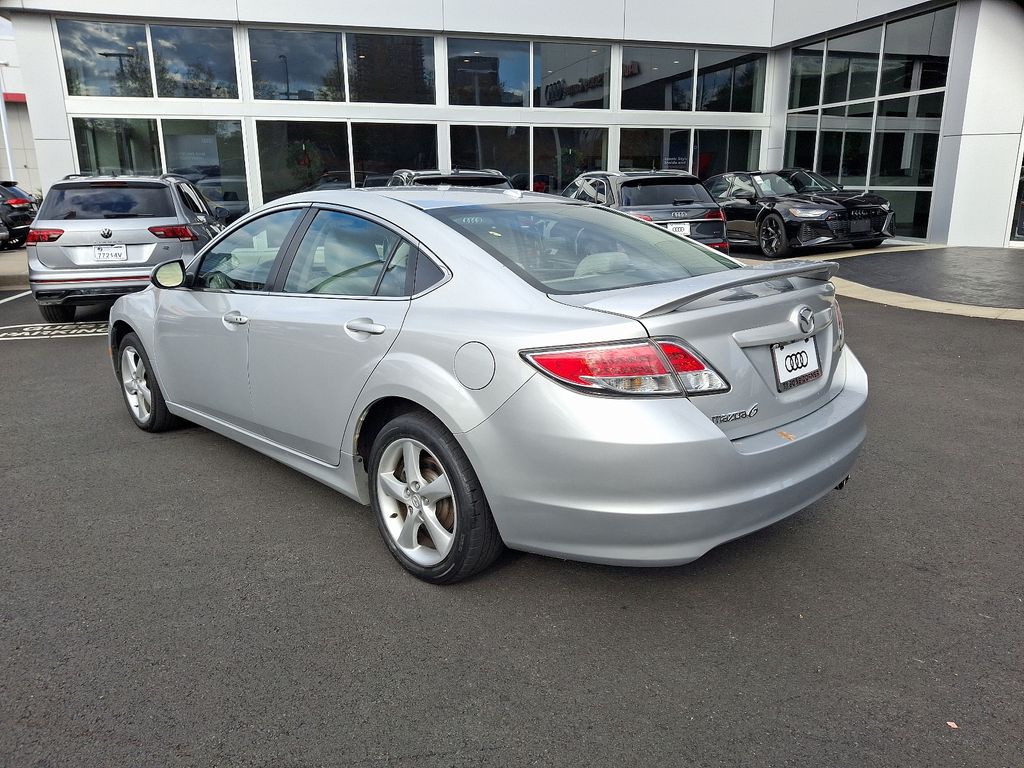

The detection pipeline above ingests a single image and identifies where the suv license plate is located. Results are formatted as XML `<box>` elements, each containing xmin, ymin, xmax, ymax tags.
<box><xmin>772</xmin><ymin>336</ymin><xmax>822</xmax><ymax>392</ymax></box>
<box><xmin>850</xmin><ymin>219</ymin><xmax>871</xmax><ymax>233</ymax></box>
<box><xmin>668</xmin><ymin>222</ymin><xmax>691</xmax><ymax>235</ymax></box>
<box><xmin>93</xmin><ymin>244</ymin><xmax>127</xmax><ymax>262</ymax></box>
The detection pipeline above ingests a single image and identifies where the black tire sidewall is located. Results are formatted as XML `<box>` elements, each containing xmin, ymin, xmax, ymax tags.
<box><xmin>758</xmin><ymin>213</ymin><xmax>789</xmax><ymax>259</ymax></box>
<box><xmin>116</xmin><ymin>332</ymin><xmax>172</xmax><ymax>432</ymax></box>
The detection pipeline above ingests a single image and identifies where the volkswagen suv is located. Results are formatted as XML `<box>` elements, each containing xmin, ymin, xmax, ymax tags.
<box><xmin>28</xmin><ymin>174</ymin><xmax>223</xmax><ymax>323</ymax></box>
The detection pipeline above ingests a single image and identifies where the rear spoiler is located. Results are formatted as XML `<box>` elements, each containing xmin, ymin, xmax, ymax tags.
<box><xmin>554</xmin><ymin>260</ymin><xmax>840</xmax><ymax>319</ymax></box>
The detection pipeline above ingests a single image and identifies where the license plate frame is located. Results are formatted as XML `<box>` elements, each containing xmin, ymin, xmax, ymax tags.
<box><xmin>771</xmin><ymin>336</ymin><xmax>822</xmax><ymax>392</ymax></box>
<box><xmin>668</xmin><ymin>222</ymin><xmax>691</xmax><ymax>236</ymax></box>
<box><xmin>92</xmin><ymin>244</ymin><xmax>127</xmax><ymax>262</ymax></box>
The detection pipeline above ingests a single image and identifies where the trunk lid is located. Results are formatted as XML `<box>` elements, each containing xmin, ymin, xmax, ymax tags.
<box><xmin>33</xmin><ymin>218</ymin><xmax>187</xmax><ymax>270</ymax></box>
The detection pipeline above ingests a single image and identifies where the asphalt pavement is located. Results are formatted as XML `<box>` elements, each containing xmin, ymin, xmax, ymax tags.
<box><xmin>0</xmin><ymin>290</ymin><xmax>1021</xmax><ymax>767</ymax></box>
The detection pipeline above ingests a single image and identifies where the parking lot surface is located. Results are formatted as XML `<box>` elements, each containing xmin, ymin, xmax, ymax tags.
<box><xmin>1</xmin><ymin>289</ymin><xmax>1021</xmax><ymax>767</ymax></box>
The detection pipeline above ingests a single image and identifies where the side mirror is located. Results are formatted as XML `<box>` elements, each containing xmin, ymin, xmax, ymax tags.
<box><xmin>151</xmin><ymin>259</ymin><xmax>186</xmax><ymax>289</ymax></box>
<box><xmin>214</xmin><ymin>205</ymin><xmax>231</xmax><ymax>225</ymax></box>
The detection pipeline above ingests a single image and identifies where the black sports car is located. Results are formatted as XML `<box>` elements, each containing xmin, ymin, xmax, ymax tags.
<box><xmin>704</xmin><ymin>170</ymin><xmax>894</xmax><ymax>258</ymax></box>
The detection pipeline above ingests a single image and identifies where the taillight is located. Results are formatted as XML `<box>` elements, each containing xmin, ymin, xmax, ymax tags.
<box><xmin>5</xmin><ymin>197</ymin><xmax>32</xmax><ymax>206</ymax></box>
<box><xmin>833</xmin><ymin>299</ymin><xmax>845</xmax><ymax>351</ymax></box>
<box><xmin>706</xmin><ymin>208</ymin><xmax>726</xmax><ymax>220</ymax></box>
<box><xmin>630</xmin><ymin>213</ymin><xmax>654</xmax><ymax>222</ymax></box>
<box><xmin>706</xmin><ymin>241</ymin><xmax>731</xmax><ymax>253</ymax></box>
<box><xmin>523</xmin><ymin>339</ymin><xmax>728</xmax><ymax>396</ymax></box>
<box><xmin>148</xmin><ymin>225</ymin><xmax>196</xmax><ymax>241</ymax></box>
<box><xmin>27</xmin><ymin>228</ymin><xmax>63</xmax><ymax>243</ymax></box>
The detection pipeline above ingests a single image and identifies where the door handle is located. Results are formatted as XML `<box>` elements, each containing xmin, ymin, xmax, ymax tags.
<box><xmin>344</xmin><ymin>318</ymin><xmax>386</xmax><ymax>335</ymax></box>
<box><xmin>222</xmin><ymin>311</ymin><xmax>249</xmax><ymax>325</ymax></box>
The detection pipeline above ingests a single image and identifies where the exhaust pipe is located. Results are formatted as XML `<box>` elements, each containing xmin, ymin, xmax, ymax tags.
<box><xmin>834</xmin><ymin>475</ymin><xmax>850</xmax><ymax>490</ymax></box>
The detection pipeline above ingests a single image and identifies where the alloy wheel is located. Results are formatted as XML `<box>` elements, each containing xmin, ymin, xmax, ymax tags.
<box><xmin>120</xmin><ymin>346</ymin><xmax>153</xmax><ymax>423</ymax></box>
<box><xmin>761</xmin><ymin>217</ymin><xmax>783</xmax><ymax>257</ymax></box>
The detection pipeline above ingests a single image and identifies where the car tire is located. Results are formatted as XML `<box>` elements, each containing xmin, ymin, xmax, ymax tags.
<box><xmin>859</xmin><ymin>239</ymin><xmax>885</xmax><ymax>249</ymax></box>
<box><xmin>369</xmin><ymin>411</ymin><xmax>503</xmax><ymax>584</ymax></box>
<box><xmin>757</xmin><ymin>213</ymin><xmax>792</xmax><ymax>259</ymax></box>
<box><xmin>38</xmin><ymin>304</ymin><xmax>76</xmax><ymax>323</ymax></box>
<box><xmin>116</xmin><ymin>332</ymin><xmax>179</xmax><ymax>433</ymax></box>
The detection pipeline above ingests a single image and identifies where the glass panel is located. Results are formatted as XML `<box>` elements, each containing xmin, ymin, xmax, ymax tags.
<box><xmin>1012</xmin><ymin>158</ymin><xmax>1024</xmax><ymax>242</ymax></box>
<box><xmin>789</xmin><ymin>42</ymin><xmax>824</xmax><ymax>109</ymax></box>
<box><xmin>619</xmin><ymin>128</ymin><xmax>691</xmax><ymax>172</ymax></box>
<box><xmin>696</xmin><ymin>50</ymin><xmax>766</xmax><ymax>112</ymax></box>
<box><xmin>532</xmin><ymin>127</ymin><xmax>608</xmax><ymax>194</ymax></box>
<box><xmin>352</xmin><ymin>123</ymin><xmax>438</xmax><ymax>181</ymax></box>
<box><xmin>284</xmin><ymin>210</ymin><xmax>400</xmax><ymax>296</ymax></box>
<box><xmin>58</xmin><ymin>20</ymin><xmax>152</xmax><ymax>97</ymax></box>
<box><xmin>72</xmin><ymin>118</ymin><xmax>161</xmax><ymax>176</ymax></box>
<box><xmin>448</xmin><ymin>38</ymin><xmax>528</xmax><ymax>107</ymax></box>
<box><xmin>348</xmin><ymin>33</ymin><xmax>435</xmax><ymax>104</ymax></box>
<box><xmin>197</xmin><ymin>209</ymin><xmax>304</xmax><ymax>290</ymax></box>
<box><xmin>784</xmin><ymin>111</ymin><xmax>818</xmax><ymax>168</ymax></box>
<box><xmin>450</xmin><ymin>125</ymin><xmax>529</xmax><ymax>187</ymax></box>
<box><xmin>38</xmin><ymin>182</ymin><xmax>174</xmax><ymax>220</ymax></box>
<box><xmin>151</xmin><ymin>25</ymin><xmax>237</xmax><ymax>98</ymax></box>
<box><xmin>871</xmin><ymin>93</ymin><xmax>943</xmax><ymax>186</ymax></box>
<box><xmin>162</xmin><ymin>120</ymin><xmax>247</xmax><ymax>220</ymax></box>
<box><xmin>377</xmin><ymin>241</ymin><xmax>414</xmax><ymax>297</ymax></box>
<box><xmin>256</xmin><ymin>120</ymin><xmax>350</xmax><ymax>201</ymax></box>
<box><xmin>880</xmin><ymin>6</ymin><xmax>956</xmax><ymax>96</ymax></box>
<box><xmin>621</xmin><ymin>47</ymin><xmax>695</xmax><ymax>111</ymax></box>
<box><xmin>823</xmin><ymin>27</ymin><xmax>881</xmax><ymax>104</ymax></box>
<box><xmin>693</xmin><ymin>130</ymin><xmax>761</xmax><ymax>179</ymax></box>
<box><xmin>877</xmin><ymin>189</ymin><xmax>931</xmax><ymax>237</ymax></box>
<box><xmin>249</xmin><ymin>29</ymin><xmax>344</xmax><ymax>101</ymax></box>
<box><xmin>818</xmin><ymin>102</ymin><xmax>874</xmax><ymax>186</ymax></box>
<box><xmin>533</xmin><ymin>43</ymin><xmax>611</xmax><ymax>109</ymax></box>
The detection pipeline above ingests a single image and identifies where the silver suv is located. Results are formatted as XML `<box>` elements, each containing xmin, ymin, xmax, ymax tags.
<box><xmin>29</xmin><ymin>174</ymin><xmax>224</xmax><ymax>323</ymax></box>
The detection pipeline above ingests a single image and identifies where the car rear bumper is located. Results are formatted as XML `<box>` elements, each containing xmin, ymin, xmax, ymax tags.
<box><xmin>29</xmin><ymin>262</ymin><xmax>151</xmax><ymax>305</ymax></box>
<box><xmin>459</xmin><ymin>347</ymin><xmax>868</xmax><ymax>566</ymax></box>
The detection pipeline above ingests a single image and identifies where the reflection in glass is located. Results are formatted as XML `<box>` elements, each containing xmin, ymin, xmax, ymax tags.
<box><xmin>352</xmin><ymin>123</ymin><xmax>438</xmax><ymax>180</ymax></box>
<box><xmin>877</xmin><ymin>189</ymin><xmax>932</xmax><ymax>237</ymax></box>
<box><xmin>784</xmin><ymin>111</ymin><xmax>818</xmax><ymax>168</ymax></box>
<box><xmin>151</xmin><ymin>25</ymin><xmax>237</xmax><ymax>98</ymax></box>
<box><xmin>533</xmin><ymin>43</ymin><xmax>611</xmax><ymax>109</ymax></box>
<box><xmin>163</xmin><ymin>120</ymin><xmax>247</xmax><ymax>219</ymax></box>
<box><xmin>450</xmin><ymin>125</ymin><xmax>528</xmax><ymax>185</ymax></box>
<box><xmin>249</xmin><ymin>29</ymin><xmax>344</xmax><ymax>101</ymax></box>
<box><xmin>696</xmin><ymin>50</ymin><xmax>766</xmax><ymax>112</ymax></box>
<box><xmin>348</xmin><ymin>33</ymin><xmax>435</xmax><ymax>104</ymax></box>
<box><xmin>789</xmin><ymin>43</ymin><xmax>824</xmax><ymax>109</ymax></box>
<box><xmin>72</xmin><ymin>118</ymin><xmax>160</xmax><ymax>175</ymax></box>
<box><xmin>880</xmin><ymin>6</ymin><xmax>955</xmax><ymax>95</ymax></box>
<box><xmin>448</xmin><ymin>38</ymin><xmax>528</xmax><ymax>106</ymax></box>
<box><xmin>871</xmin><ymin>94</ymin><xmax>943</xmax><ymax>186</ymax></box>
<box><xmin>694</xmin><ymin>130</ymin><xmax>761</xmax><ymax>179</ymax></box>
<box><xmin>1012</xmin><ymin>158</ymin><xmax>1024</xmax><ymax>241</ymax></box>
<box><xmin>818</xmin><ymin>102</ymin><xmax>874</xmax><ymax>185</ymax></box>
<box><xmin>533</xmin><ymin>127</ymin><xmax>608</xmax><ymax>193</ymax></box>
<box><xmin>619</xmin><ymin>129</ymin><xmax>691</xmax><ymax>172</ymax></box>
<box><xmin>256</xmin><ymin>121</ymin><xmax>350</xmax><ymax>201</ymax></box>
<box><xmin>823</xmin><ymin>26</ymin><xmax>881</xmax><ymax>104</ymax></box>
<box><xmin>621</xmin><ymin>47</ymin><xmax>695</xmax><ymax>111</ymax></box>
<box><xmin>58</xmin><ymin>20</ymin><xmax>152</xmax><ymax>97</ymax></box>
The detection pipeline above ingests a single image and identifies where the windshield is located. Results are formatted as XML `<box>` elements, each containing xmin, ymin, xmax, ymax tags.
<box><xmin>619</xmin><ymin>180</ymin><xmax>714</xmax><ymax>207</ymax></box>
<box><xmin>787</xmin><ymin>171</ymin><xmax>842</xmax><ymax>192</ymax></box>
<box><xmin>750</xmin><ymin>173</ymin><xmax>799</xmax><ymax>197</ymax></box>
<box><xmin>38</xmin><ymin>183</ymin><xmax>175</xmax><ymax>220</ymax></box>
<box><xmin>430</xmin><ymin>203</ymin><xmax>738</xmax><ymax>295</ymax></box>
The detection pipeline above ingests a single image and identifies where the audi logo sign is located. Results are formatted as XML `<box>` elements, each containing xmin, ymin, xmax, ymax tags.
<box><xmin>784</xmin><ymin>351</ymin><xmax>810</xmax><ymax>372</ymax></box>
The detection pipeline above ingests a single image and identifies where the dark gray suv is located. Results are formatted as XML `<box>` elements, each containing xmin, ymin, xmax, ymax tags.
<box><xmin>28</xmin><ymin>174</ymin><xmax>224</xmax><ymax>323</ymax></box>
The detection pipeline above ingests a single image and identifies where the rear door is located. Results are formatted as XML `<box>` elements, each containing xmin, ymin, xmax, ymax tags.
<box><xmin>715</xmin><ymin>174</ymin><xmax>760</xmax><ymax>241</ymax></box>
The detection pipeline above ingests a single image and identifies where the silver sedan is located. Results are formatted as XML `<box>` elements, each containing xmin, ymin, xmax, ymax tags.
<box><xmin>109</xmin><ymin>187</ymin><xmax>868</xmax><ymax>583</ymax></box>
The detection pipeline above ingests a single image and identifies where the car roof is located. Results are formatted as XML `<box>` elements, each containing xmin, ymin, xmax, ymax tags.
<box><xmin>578</xmin><ymin>170</ymin><xmax>700</xmax><ymax>183</ymax></box>
<box><xmin>52</xmin><ymin>174</ymin><xmax>179</xmax><ymax>187</ymax></box>
<box><xmin>278</xmin><ymin>186</ymin><xmax>572</xmax><ymax>211</ymax></box>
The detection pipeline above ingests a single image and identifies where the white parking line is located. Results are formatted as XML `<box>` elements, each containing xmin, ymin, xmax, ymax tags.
<box><xmin>0</xmin><ymin>290</ymin><xmax>30</xmax><ymax>305</ymax></box>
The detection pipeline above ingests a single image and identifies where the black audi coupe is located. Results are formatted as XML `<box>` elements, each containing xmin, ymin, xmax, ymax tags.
<box><xmin>704</xmin><ymin>169</ymin><xmax>895</xmax><ymax>258</ymax></box>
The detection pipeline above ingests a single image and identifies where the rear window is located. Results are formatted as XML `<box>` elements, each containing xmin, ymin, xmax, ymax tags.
<box><xmin>619</xmin><ymin>180</ymin><xmax>714</xmax><ymax>207</ymax></box>
<box><xmin>413</xmin><ymin>176</ymin><xmax>512</xmax><ymax>188</ymax></box>
<box><xmin>0</xmin><ymin>185</ymin><xmax>35</xmax><ymax>201</ymax></box>
<box><xmin>431</xmin><ymin>203</ymin><xmax>738</xmax><ymax>295</ymax></box>
<box><xmin>38</xmin><ymin>183</ymin><xmax>175</xmax><ymax>220</ymax></box>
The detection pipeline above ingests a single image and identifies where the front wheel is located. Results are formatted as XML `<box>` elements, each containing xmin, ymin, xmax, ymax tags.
<box><xmin>757</xmin><ymin>213</ymin><xmax>792</xmax><ymax>259</ymax></box>
<box><xmin>369</xmin><ymin>412</ymin><xmax>503</xmax><ymax>584</ymax></box>
<box><xmin>117</xmin><ymin>332</ymin><xmax>179</xmax><ymax>432</ymax></box>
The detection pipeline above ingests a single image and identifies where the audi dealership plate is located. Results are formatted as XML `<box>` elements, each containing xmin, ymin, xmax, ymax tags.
<box><xmin>771</xmin><ymin>336</ymin><xmax>821</xmax><ymax>392</ymax></box>
<box><xmin>93</xmin><ymin>244</ymin><xmax>127</xmax><ymax>262</ymax></box>
<box><xmin>668</xmin><ymin>222</ymin><xmax>691</xmax><ymax>236</ymax></box>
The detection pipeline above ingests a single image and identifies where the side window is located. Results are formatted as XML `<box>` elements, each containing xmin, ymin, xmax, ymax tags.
<box><xmin>706</xmin><ymin>175</ymin><xmax>732</xmax><ymax>201</ymax></box>
<box><xmin>413</xmin><ymin>253</ymin><xmax>445</xmax><ymax>293</ymax></box>
<box><xmin>561</xmin><ymin>180</ymin><xmax>582</xmax><ymax>198</ymax></box>
<box><xmin>376</xmin><ymin>241</ymin><xmax>414</xmax><ymax>297</ymax></box>
<box><xmin>195</xmin><ymin>208</ymin><xmax>303</xmax><ymax>291</ymax></box>
<box><xmin>730</xmin><ymin>175</ymin><xmax>757</xmax><ymax>198</ymax></box>
<box><xmin>176</xmin><ymin>184</ymin><xmax>205</xmax><ymax>216</ymax></box>
<box><xmin>283</xmin><ymin>210</ymin><xmax>402</xmax><ymax>296</ymax></box>
<box><xmin>577</xmin><ymin>178</ymin><xmax>606</xmax><ymax>204</ymax></box>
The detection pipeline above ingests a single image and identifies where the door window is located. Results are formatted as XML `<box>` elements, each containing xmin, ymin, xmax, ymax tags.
<box><xmin>283</xmin><ymin>210</ymin><xmax>406</xmax><ymax>296</ymax></box>
<box><xmin>195</xmin><ymin>208</ymin><xmax>304</xmax><ymax>291</ymax></box>
<box><xmin>705</xmin><ymin>174</ymin><xmax>733</xmax><ymax>200</ymax></box>
<box><xmin>576</xmin><ymin>179</ymin><xmax>607</xmax><ymax>204</ymax></box>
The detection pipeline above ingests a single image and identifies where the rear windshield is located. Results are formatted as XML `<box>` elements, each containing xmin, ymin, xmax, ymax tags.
<box><xmin>38</xmin><ymin>183</ymin><xmax>175</xmax><ymax>220</ymax></box>
<box><xmin>619</xmin><ymin>180</ymin><xmax>714</xmax><ymax>207</ymax></box>
<box><xmin>431</xmin><ymin>203</ymin><xmax>738</xmax><ymax>295</ymax></box>
<box><xmin>413</xmin><ymin>176</ymin><xmax>512</xmax><ymax>188</ymax></box>
<box><xmin>0</xmin><ymin>185</ymin><xmax>35</xmax><ymax>201</ymax></box>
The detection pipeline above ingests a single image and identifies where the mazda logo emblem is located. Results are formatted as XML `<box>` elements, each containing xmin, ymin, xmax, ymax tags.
<box><xmin>797</xmin><ymin>306</ymin><xmax>815</xmax><ymax>335</ymax></box>
<box><xmin>100</xmin><ymin>228</ymin><xmax>113</xmax><ymax>239</ymax></box>
<box><xmin>784</xmin><ymin>351</ymin><xmax>810</xmax><ymax>372</ymax></box>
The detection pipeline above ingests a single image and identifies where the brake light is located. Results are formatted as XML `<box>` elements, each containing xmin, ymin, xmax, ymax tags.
<box><xmin>523</xmin><ymin>340</ymin><xmax>728</xmax><ymax>396</ymax></box>
<box><xmin>5</xmin><ymin>197</ymin><xmax>31</xmax><ymax>206</ymax></box>
<box><xmin>630</xmin><ymin>213</ymin><xmax>654</xmax><ymax>222</ymax></box>
<box><xmin>833</xmin><ymin>299</ymin><xmax>845</xmax><ymax>350</ymax></box>
<box><xmin>148</xmin><ymin>225</ymin><xmax>196</xmax><ymax>241</ymax></box>
<box><xmin>706</xmin><ymin>208</ymin><xmax>725</xmax><ymax>220</ymax></box>
<box><xmin>706</xmin><ymin>241</ymin><xmax>731</xmax><ymax>253</ymax></box>
<box><xmin>27</xmin><ymin>228</ymin><xmax>63</xmax><ymax>243</ymax></box>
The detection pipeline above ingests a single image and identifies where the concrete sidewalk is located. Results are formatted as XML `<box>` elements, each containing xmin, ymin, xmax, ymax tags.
<box><xmin>0</xmin><ymin>247</ymin><xmax>28</xmax><ymax>290</ymax></box>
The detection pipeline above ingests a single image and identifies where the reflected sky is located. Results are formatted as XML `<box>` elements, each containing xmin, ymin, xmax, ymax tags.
<box><xmin>249</xmin><ymin>29</ymin><xmax>345</xmax><ymax>101</ymax></box>
<box><xmin>58</xmin><ymin>19</ymin><xmax>151</xmax><ymax>97</ymax></box>
<box><xmin>151</xmin><ymin>25</ymin><xmax>238</xmax><ymax>98</ymax></box>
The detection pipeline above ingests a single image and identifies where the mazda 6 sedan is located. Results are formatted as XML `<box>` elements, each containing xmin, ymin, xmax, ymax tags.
<box><xmin>109</xmin><ymin>187</ymin><xmax>868</xmax><ymax>583</ymax></box>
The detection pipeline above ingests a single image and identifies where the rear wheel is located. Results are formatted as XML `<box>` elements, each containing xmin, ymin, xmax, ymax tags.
<box><xmin>117</xmin><ymin>332</ymin><xmax>179</xmax><ymax>432</ymax></box>
<box><xmin>369</xmin><ymin>412</ymin><xmax>503</xmax><ymax>584</ymax></box>
<box><xmin>38</xmin><ymin>304</ymin><xmax>76</xmax><ymax>324</ymax></box>
<box><xmin>757</xmin><ymin>213</ymin><xmax>792</xmax><ymax>259</ymax></box>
